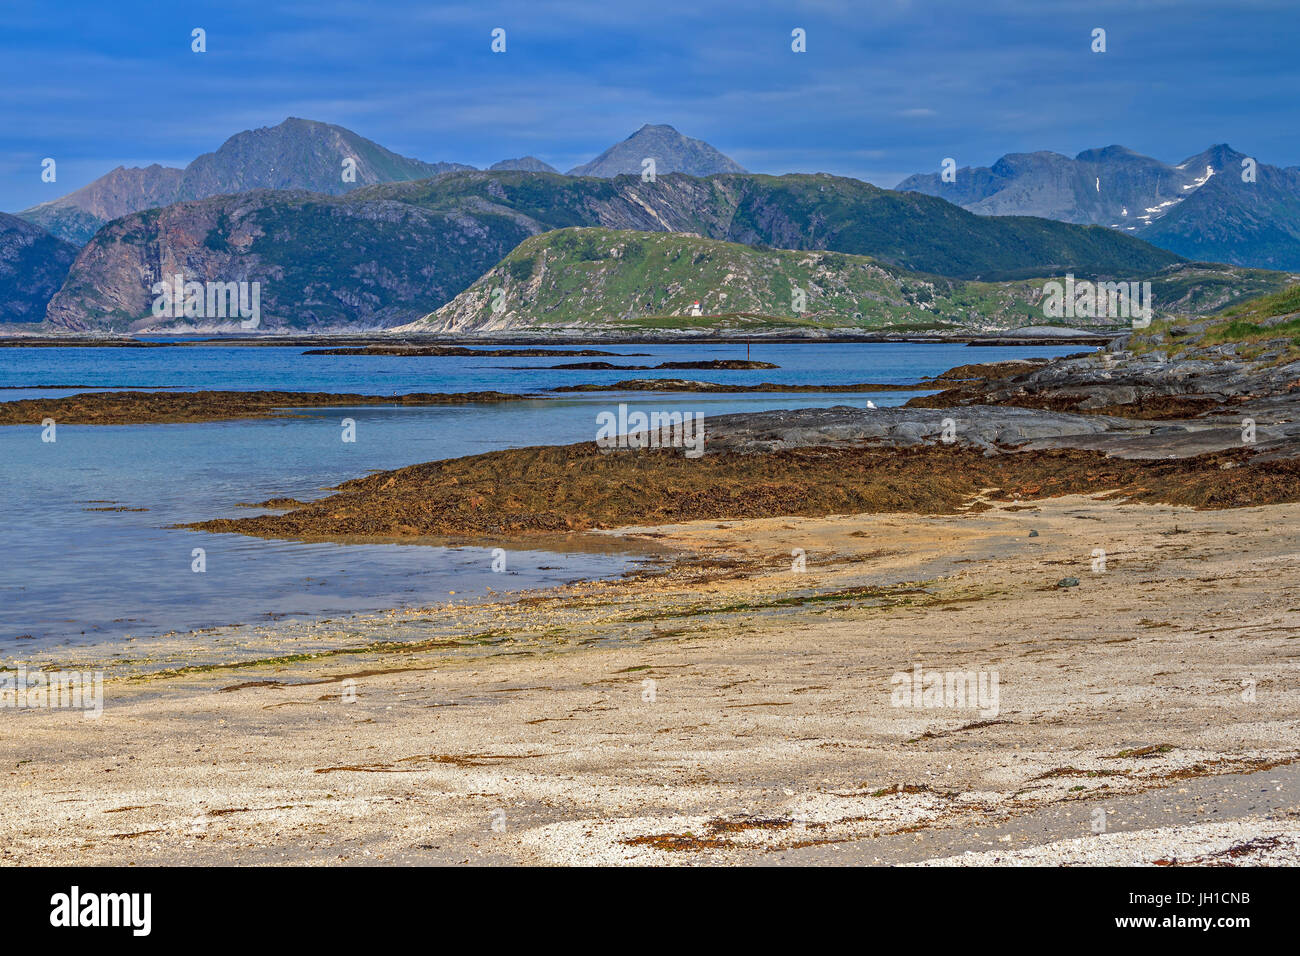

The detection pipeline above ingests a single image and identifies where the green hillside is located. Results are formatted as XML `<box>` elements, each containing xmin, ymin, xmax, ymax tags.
<box><xmin>404</xmin><ymin>227</ymin><xmax>1288</xmax><ymax>334</ymax></box>
<box><xmin>361</xmin><ymin>170</ymin><xmax>1185</xmax><ymax>281</ymax></box>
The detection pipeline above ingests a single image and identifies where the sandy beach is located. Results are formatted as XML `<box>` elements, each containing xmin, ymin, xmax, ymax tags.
<box><xmin>4</xmin><ymin>493</ymin><xmax>1297</xmax><ymax>866</ymax></box>
<box><xmin>6</xmin><ymin>0</ymin><xmax>1299</xmax><ymax>912</ymax></box>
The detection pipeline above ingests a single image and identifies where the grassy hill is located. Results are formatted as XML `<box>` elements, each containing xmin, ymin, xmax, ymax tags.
<box><xmin>402</xmin><ymin>227</ymin><xmax>1290</xmax><ymax>334</ymax></box>
<box><xmin>1127</xmin><ymin>281</ymin><xmax>1300</xmax><ymax>364</ymax></box>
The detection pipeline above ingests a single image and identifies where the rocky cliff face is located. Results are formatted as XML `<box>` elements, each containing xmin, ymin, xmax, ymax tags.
<box><xmin>45</xmin><ymin>190</ymin><xmax>532</xmax><ymax>331</ymax></box>
<box><xmin>0</xmin><ymin>214</ymin><xmax>77</xmax><ymax>323</ymax></box>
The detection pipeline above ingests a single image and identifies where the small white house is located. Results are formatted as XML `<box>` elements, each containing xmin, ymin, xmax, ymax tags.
<box><xmin>689</xmin><ymin>301</ymin><xmax>702</xmax><ymax>316</ymax></box>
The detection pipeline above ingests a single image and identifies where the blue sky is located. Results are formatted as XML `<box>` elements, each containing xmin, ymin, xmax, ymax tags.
<box><xmin>3</xmin><ymin>0</ymin><xmax>1297</xmax><ymax>212</ymax></box>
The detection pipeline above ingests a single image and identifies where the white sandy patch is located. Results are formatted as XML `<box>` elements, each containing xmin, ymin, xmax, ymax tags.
<box><xmin>911</xmin><ymin>818</ymin><xmax>1300</xmax><ymax>866</ymax></box>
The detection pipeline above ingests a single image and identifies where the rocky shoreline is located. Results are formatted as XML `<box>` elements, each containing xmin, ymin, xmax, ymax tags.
<box><xmin>0</xmin><ymin>359</ymin><xmax>1049</xmax><ymax>422</ymax></box>
<box><xmin>182</xmin><ymin>301</ymin><xmax>1300</xmax><ymax>539</ymax></box>
<box><xmin>187</xmin><ymin>429</ymin><xmax>1300</xmax><ymax>541</ymax></box>
<box><xmin>0</xmin><ymin>389</ymin><xmax>531</xmax><ymax>425</ymax></box>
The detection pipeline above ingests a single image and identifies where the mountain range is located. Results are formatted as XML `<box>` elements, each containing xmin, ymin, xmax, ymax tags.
<box><xmin>898</xmin><ymin>145</ymin><xmax>1300</xmax><ymax>270</ymax></box>
<box><xmin>43</xmin><ymin>169</ymin><xmax>1185</xmax><ymax>332</ymax></box>
<box><xmin>16</xmin><ymin>119</ymin><xmax>743</xmax><ymax>246</ymax></box>
<box><xmin>8</xmin><ymin>117</ymin><xmax>1299</xmax><ymax>332</ymax></box>
<box><xmin>18</xmin><ymin>119</ymin><xmax>473</xmax><ymax>246</ymax></box>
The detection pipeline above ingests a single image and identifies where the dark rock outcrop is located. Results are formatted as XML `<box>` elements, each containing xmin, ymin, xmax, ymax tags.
<box><xmin>0</xmin><ymin>214</ymin><xmax>77</xmax><ymax>323</ymax></box>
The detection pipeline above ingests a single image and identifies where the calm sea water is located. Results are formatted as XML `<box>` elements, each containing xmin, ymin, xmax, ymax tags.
<box><xmin>0</xmin><ymin>341</ymin><xmax>1084</xmax><ymax>654</ymax></box>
